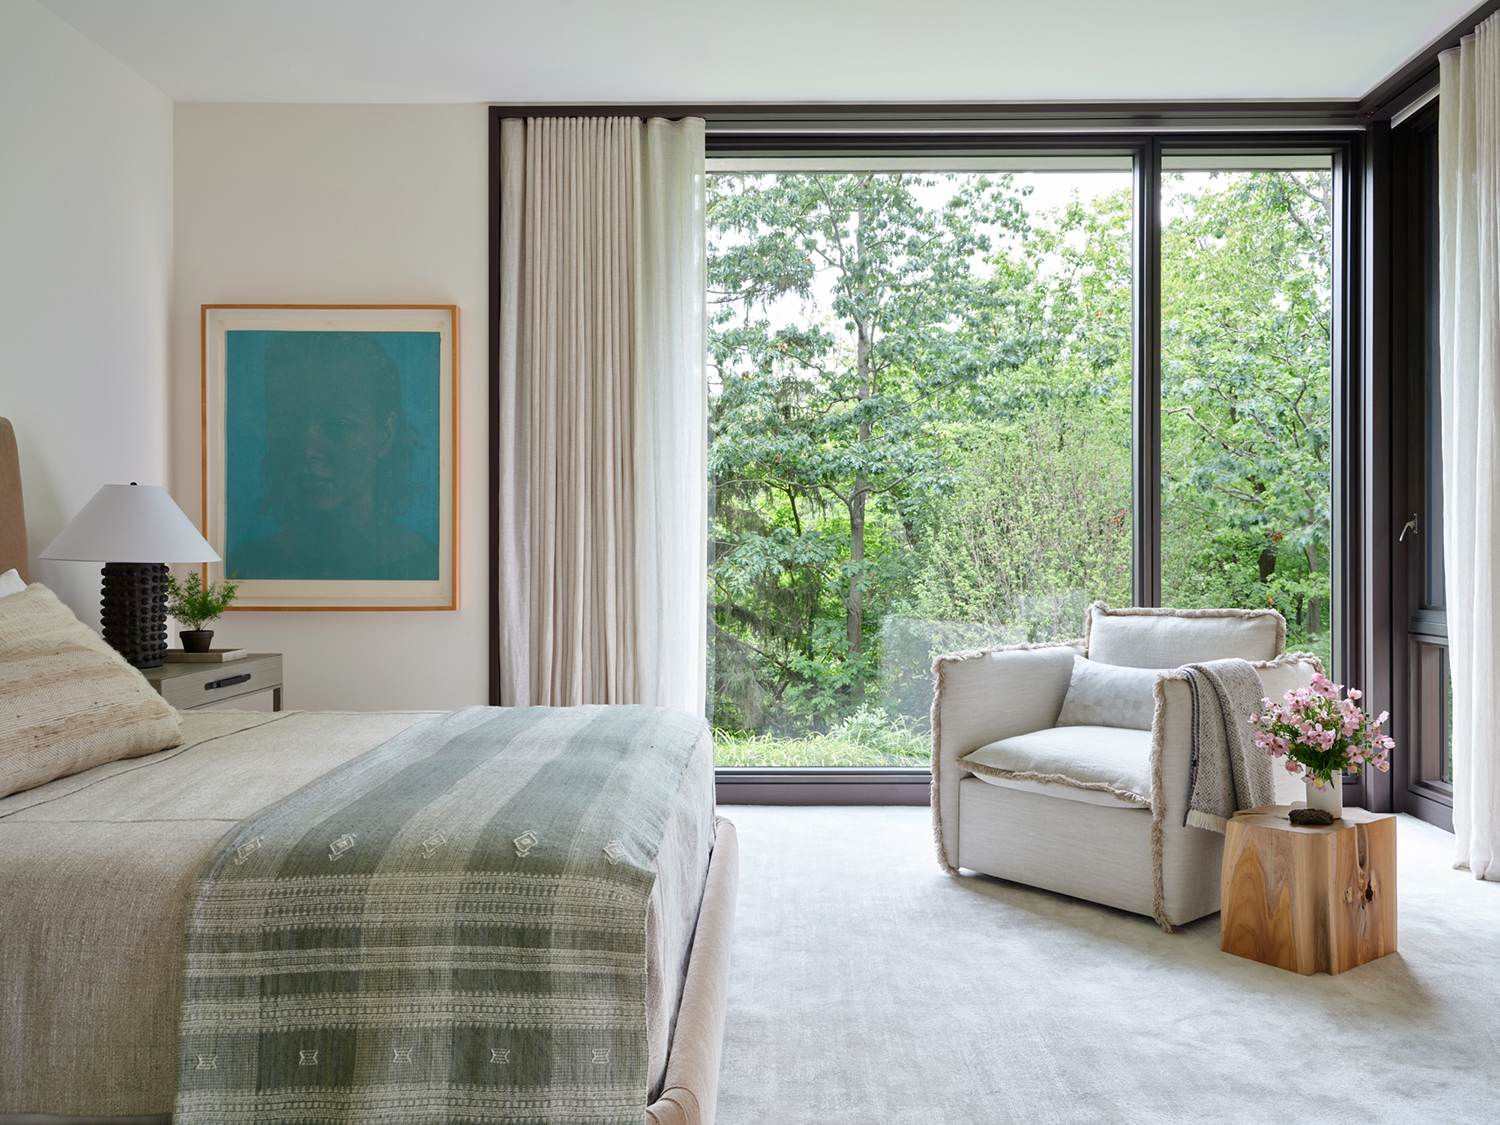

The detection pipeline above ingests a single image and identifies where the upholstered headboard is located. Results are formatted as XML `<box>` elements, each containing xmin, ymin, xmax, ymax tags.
<box><xmin>0</xmin><ymin>417</ymin><xmax>29</xmax><ymax>582</ymax></box>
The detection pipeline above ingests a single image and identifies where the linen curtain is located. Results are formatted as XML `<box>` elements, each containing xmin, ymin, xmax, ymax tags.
<box><xmin>1440</xmin><ymin>20</ymin><xmax>1500</xmax><ymax>880</ymax></box>
<box><xmin>496</xmin><ymin>116</ymin><xmax>707</xmax><ymax>713</ymax></box>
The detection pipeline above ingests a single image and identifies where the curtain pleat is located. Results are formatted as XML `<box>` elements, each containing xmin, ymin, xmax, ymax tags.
<box><xmin>1441</xmin><ymin>19</ymin><xmax>1500</xmax><ymax>880</ymax></box>
<box><xmin>497</xmin><ymin>116</ymin><xmax>707</xmax><ymax>713</ymax></box>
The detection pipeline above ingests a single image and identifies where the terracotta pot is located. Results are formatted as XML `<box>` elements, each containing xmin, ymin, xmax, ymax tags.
<box><xmin>179</xmin><ymin>629</ymin><xmax>214</xmax><ymax>653</ymax></box>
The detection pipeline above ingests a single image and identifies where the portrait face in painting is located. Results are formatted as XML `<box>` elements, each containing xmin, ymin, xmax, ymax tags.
<box><xmin>265</xmin><ymin>349</ymin><xmax>397</xmax><ymax>518</ymax></box>
<box><xmin>227</xmin><ymin>332</ymin><xmax>438</xmax><ymax>582</ymax></box>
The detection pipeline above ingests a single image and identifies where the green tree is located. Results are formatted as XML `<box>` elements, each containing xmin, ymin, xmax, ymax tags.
<box><xmin>708</xmin><ymin>172</ymin><xmax>1027</xmax><ymax>729</ymax></box>
<box><xmin>1159</xmin><ymin>171</ymin><xmax>1333</xmax><ymax>657</ymax></box>
<box><xmin>706</xmin><ymin>168</ymin><xmax>1335</xmax><ymax>745</ymax></box>
<box><xmin>910</xmin><ymin>187</ymin><xmax>1135</xmax><ymax>641</ymax></box>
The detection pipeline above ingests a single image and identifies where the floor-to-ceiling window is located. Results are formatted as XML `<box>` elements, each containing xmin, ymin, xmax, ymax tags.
<box><xmin>1158</xmin><ymin>157</ymin><xmax>1336</xmax><ymax>672</ymax></box>
<box><xmin>706</xmin><ymin>158</ymin><xmax>1134</xmax><ymax>766</ymax></box>
<box><xmin>705</xmin><ymin>139</ymin><xmax>1351</xmax><ymax>772</ymax></box>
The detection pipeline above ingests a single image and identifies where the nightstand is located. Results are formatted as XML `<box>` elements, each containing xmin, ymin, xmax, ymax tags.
<box><xmin>142</xmin><ymin>653</ymin><xmax>284</xmax><ymax>712</ymax></box>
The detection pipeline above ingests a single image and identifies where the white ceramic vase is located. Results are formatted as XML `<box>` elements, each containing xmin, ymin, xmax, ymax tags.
<box><xmin>1304</xmin><ymin>773</ymin><xmax>1343</xmax><ymax>818</ymax></box>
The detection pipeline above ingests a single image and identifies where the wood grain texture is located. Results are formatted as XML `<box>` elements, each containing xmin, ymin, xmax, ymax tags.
<box><xmin>1220</xmin><ymin>805</ymin><xmax>1397</xmax><ymax>975</ymax></box>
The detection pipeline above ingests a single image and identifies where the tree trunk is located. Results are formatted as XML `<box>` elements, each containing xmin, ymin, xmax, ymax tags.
<box><xmin>1259</xmin><ymin>544</ymin><xmax>1277</xmax><ymax>583</ymax></box>
<box><xmin>848</xmin><ymin>318</ymin><xmax>871</xmax><ymax>654</ymax></box>
<box><xmin>1304</xmin><ymin>542</ymin><xmax>1321</xmax><ymax>635</ymax></box>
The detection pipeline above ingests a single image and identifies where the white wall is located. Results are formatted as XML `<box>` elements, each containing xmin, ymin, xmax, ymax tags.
<box><xmin>172</xmin><ymin>103</ymin><xmax>489</xmax><ymax>711</ymax></box>
<box><xmin>0</xmin><ymin>0</ymin><xmax>173</xmax><ymax>627</ymax></box>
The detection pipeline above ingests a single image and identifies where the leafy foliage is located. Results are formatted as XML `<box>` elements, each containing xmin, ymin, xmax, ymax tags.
<box><xmin>709</xmin><ymin>172</ymin><xmax>1029</xmax><ymax>728</ymax></box>
<box><xmin>1159</xmin><ymin>172</ymin><xmax>1333</xmax><ymax>666</ymax></box>
<box><xmin>707</xmin><ymin>170</ymin><xmax>1334</xmax><ymax>748</ymax></box>
<box><xmin>713</xmin><ymin>707</ymin><xmax>929</xmax><ymax>767</ymax></box>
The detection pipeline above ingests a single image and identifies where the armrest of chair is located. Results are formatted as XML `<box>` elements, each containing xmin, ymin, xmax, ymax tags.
<box><xmin>1256</xmin><ymin>653</ymin><xmax>1326</xmax><ymax>805</ymax></box>
<box><xmin>1152</xmin><ymin>676</ymin><xmax>1197</xmax><ymax>835</ymax></box>
<box><xmin>931</xmin><ymin>641</ymin><xmax>1082</xmax><ymax>871</ymax></box>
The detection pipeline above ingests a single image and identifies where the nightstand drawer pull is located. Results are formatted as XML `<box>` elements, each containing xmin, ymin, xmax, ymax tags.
<box><xmin>205</xmin><ymin>673</ymin><xmax>252</xmax><ymax>691</ymax></box>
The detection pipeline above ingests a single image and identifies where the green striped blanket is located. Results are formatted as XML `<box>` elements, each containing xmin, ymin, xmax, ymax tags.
<box><xmin>175</xmin><ymin>705</ymin><xmax>707</xmax><ymax>1125</ymax></box>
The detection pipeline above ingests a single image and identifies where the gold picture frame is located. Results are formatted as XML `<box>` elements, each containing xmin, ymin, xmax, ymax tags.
<box><xmin>201</xmin><ymin>304</ymin><xmax>459</xmax><ymax>611</ymax></box>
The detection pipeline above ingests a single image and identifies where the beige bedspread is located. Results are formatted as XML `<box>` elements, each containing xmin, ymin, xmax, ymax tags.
<box><xmin>0</xmin><ymin>709</ymin><xmax>715</xmax><ymax>1119</ymax></box>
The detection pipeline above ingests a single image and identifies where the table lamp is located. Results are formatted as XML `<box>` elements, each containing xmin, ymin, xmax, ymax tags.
<box><xmin>39</xmin><ymin>484</ymin><xmax>221</xmax><ymax>669</ymax></box>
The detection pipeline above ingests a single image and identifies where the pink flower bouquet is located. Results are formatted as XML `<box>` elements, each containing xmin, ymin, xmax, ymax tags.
<box><xmin>1249</xmin><ymin>672</ymin><xmax>1394</xmax><ymax>789</ymax></box>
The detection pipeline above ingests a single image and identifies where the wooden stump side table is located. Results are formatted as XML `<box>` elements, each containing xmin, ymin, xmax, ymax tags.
<box><xmin>1220</xmin><ymin>805</ymin><xmax>1397</xmax><ymax>975</ymax></box>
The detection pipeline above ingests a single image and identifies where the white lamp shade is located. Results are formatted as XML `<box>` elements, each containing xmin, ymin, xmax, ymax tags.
<box><xmin>39</xmin><ymin>484</ymin><xmax>220</xmax><ymax>564</ymax></box>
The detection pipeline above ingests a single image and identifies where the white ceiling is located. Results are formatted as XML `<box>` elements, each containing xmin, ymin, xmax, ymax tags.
<box><xmin>38</xmin><ymin>0</ymin><xmax>1480</xmax><ymax>105</ymax></box>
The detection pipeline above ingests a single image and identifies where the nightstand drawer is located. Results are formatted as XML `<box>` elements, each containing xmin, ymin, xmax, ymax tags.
<box><xmin>143</xmin><ymin>654</ymin><xmax>284</xmax><ymax>712</ymax></box>
<box><xmin>198</xmin><ymin>687</ymin><xmax>279</xmax><ymax>713</ymax></box>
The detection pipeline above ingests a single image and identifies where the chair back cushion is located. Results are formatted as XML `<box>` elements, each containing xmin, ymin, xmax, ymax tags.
<box><xmin>1085</xmin><ymin>603</ymin><xmax>1284</xmax><ymax>668</ymax></box>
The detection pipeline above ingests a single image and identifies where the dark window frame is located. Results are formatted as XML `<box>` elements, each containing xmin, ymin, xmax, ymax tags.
<box><xmin>1385</xmin><ymin>100</ymin><xmax>1454</xmax><ymax>830</ymax></box>
<box><xmin>703</xmin><ymin>127</ymin><xmax>1362</xmax><ymax>803</ymax></box>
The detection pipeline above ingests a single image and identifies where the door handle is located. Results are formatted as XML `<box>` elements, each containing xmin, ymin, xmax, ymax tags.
<box><xmin>1399</xmin><ymin>514</ymin><xmax>1418</xmax><ymax>542</ymax></box>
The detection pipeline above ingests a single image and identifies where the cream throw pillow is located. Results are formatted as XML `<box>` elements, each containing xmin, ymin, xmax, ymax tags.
<box><xmin>1055</xmin><ymin>655</ymin><xmax>1167</xmax><ymax>730</ymax></box>
<box><xmin>0</xmin><ymin>568</ymin><xmax>25</xmax><ymax>598</ymax></box>
<box><xmin>0</xmin><ymin>583</ymin><xmax>183</xmax><ymax>798</ymax></box>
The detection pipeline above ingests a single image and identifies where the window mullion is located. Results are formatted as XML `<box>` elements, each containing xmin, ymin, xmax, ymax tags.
<box><xmin>1132</xmin><ymin>138</ymin><xmax>1163</xmax><ymax>608</ymax></box>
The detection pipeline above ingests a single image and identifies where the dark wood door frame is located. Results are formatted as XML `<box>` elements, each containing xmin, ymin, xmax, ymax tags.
<box><xmin>1379</xmin><ymin>103</ymin><xmax>1455</xmax><ymax>829</ymax></box>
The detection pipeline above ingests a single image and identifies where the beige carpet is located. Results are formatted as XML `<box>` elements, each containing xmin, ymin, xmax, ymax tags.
<box><xmin>714</xmin><ymin>806</ymin><xmax>1500</xmax><ymax>1125</ymax></box>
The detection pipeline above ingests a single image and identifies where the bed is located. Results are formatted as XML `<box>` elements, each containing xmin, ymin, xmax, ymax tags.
<box><xmin>0</xmin><ymin>417</ymin><xmax>738</xmax><ymax>1125</ymax></box>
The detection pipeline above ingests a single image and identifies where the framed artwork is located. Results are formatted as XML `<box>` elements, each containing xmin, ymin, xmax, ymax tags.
<box><xmin>201</xmin><ymin>305</ymin><xmax>459</xmax><ymax>610</ymax></box>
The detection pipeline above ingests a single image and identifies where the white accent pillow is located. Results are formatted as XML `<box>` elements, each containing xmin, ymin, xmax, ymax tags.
<box><xmin>961</xmin><ymin>725</ymin><xmax>1153</xmax><ymax>807</ymax></box>
<box><xmin>1055</xmin><ymin>655</ymin><xmax>1166</xmax><ymax>731</ymax></box>
<box><xmin>0</xmin><ymin>569</ymin><xmax>25</xmax><ymax>598</ymax></box>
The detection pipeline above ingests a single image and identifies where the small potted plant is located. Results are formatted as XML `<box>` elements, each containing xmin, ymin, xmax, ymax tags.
<box><xmin>1249</xmin><ymin>671</ymin><xmax>1394</xmax><ymax>821</ymax></box>
<box><xmin>166</xmin><ymin>571</ymin><xmax>242</xmax><ymax>653</ymax></box>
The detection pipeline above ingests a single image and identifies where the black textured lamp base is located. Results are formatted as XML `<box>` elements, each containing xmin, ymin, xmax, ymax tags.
<box><xmin>100</xmin><ymin>562</ymin><xmax>169</xmax><ymax>668</ymax></box>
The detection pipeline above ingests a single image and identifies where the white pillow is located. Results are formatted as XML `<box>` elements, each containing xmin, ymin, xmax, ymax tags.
<box><xmin>1055</xmin><ymin>655</ymin><xmax>1166</xmax><ymax>731</ymax></box>
<box><xmin>0</xmin><ymin>569</ymin><xmax>25</xmax><ymax>598</ymax></box>
<box><xmin>0</xmin><ymin>583</ymin><xmax>183</xmax><ymax>798</ymax></box>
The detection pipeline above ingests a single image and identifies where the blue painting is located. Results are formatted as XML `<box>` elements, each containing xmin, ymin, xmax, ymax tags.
<box><xmin>223</xmin><ymin>330</ymin><xmax>441</xmax><ymax>581</ymax></box>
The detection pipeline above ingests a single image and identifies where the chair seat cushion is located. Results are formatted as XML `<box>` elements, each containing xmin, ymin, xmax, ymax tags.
<box><xmin>960</xmin><ymin>725</ymin><xmax>1153</xmax><ymax>808</ymax></box>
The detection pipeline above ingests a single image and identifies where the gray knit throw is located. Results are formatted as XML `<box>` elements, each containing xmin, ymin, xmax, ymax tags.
<box><xmin>1182</xmin><ymin>659</ymin><xmax>1276</xmax><ymax>832</ymax></box>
